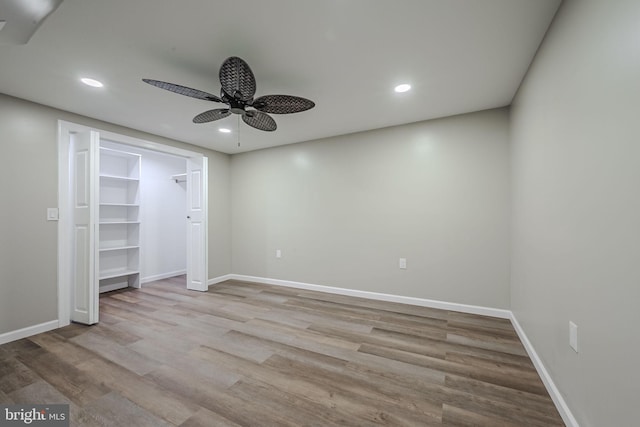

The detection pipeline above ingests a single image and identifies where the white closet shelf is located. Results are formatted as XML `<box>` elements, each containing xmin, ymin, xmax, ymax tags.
<box><xmin>99</xmin><ymin>245</ymin><xmax>140</xmax><ymax>252</ymax></box>
<box><xmin>99</xmin><ymin>282</ymin><xmax>129</xmax><ymax>293</ymax></box>
<box><xmin>100</xmin><ymin>202</ymin><xmax>139</xmax><ymax>207</ymax></box>
<box><xmin>99</xmin><ymin>221</ymin><xmax>141</xmax><ymax>225</ymax></box>
<box><xmin>100</xmin><ymin>174</ymin><xmax>140</xmax><ymax>181</ymax></box>
<box><xmin>99</xmin><ymin>269</ymin><xmax>140</xmax><ymax>280</ymax></box>
<box><xmin>171</xmin><ymin>173</ymin><xmax>187</xmax><ymax>183</ymax></box>
<box><xmin>100</xmin><ymin>146</ymin><xmax>140</xmax><ymax>156</ymax></box>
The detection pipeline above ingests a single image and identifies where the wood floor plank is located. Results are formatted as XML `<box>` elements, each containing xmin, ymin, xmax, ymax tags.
<box><xmin>309</xmin><ymin>323</ymin><xmax>447</xmax><ymax>358</ymax></box>
<box><xmin>447</xmin><ymin>323</ymin><xmax>522</xmax><ymax>346</ymax></box>
<box><xmin>447</xmin><ymin>311</ymin><xmax>514</xmax><ymax>328</ymax></box>
<box><xmin>264</xmin><ymin>342</ymin><xmax>446</xmax><ymax>408</ymax></box>
<box><xmin>263</xmin><ymin>353</ymin><xmax>444</xmax><ymax>424</ymax></box>
<box><xmin>195</xmin><ymin>344</ymin><xmax>403</xmax><ymax>425</ymax></box>
<box><xmin>369</xmin><ymin>325</ymin><xmax>535</xmax><ymax>369</ymax></box>
<box><xmin>16</xmin><ymin>349</ymin><xmax>111</xmax><ymax>406</ymax></box>
<box><xmin>0</xmin><ymin>388</ymin><xmax>14</xmax><ymax>404</ymax></box>
<box><xmin>0</xmin><ymin>277</ymin><xmax>564</xmax><ymax>426</ymax></box>
<box><xmin>51</xmin><ymin>322</ymin><xmax>93</xmax><ymax>339</ymax></box>
<box><xmin>75</xmin><ymin>391</ymin><xmax>173</xmax><ymax>427</ymax></box>
<box><xmin>179</xmin><ymin>407</ymin><xmax>243</xmax><ymax>427</ymax></box>
<box><xmin>0</xmin><ymin>357</ymin><xmax>41</xmax><ymax>394</ymax></box>
<box><xmin>439</xmin><ymin>385</ymin><xmax>564</xmax><ymax>427</ymax></box>
<box><xmin>98</xmin><ymin>303</ymin><xmax>174</xmax><ymax>332</ymax></box>
<box><xmin>28</xmin><ymin>332</ymin><xmax>100</xmax><ymax>366</ymax></box>
<box><xmin>75</xmin><ymin>357</ymin><xmax>200</xmax><ymax>425</ymax></box>
<box><xmin>445</xmin><ymin>352</ymin><xmax>541</xmax><ymax>380</ymax></box>
<box><xmin>243</xmin><ymin>318</ymin><xmax>362</xmax><ymax>351</ymax></box>
<box><xmin>222</xmin><ymin>325</ymin><xmax>448</xmax><ymax>391</ymax></box>
<box><xmin>228</xmin><ymin>379</ymin><xmax>325</xmax><ymax>427</ymax></box>
<box><xmin>71</xmin><ymin>331</ymin><xmax>161</xmax><ymax>376</ymax></box>
<box><xmin>442</xmin><ymin>404</ymin><xmax>523</xmax><ymax>427</ymax></box>
<box><xmin>0</xmin><ymin>338</ymin><xmax>41</xmax><ymax>357</ymax></box>
<box><xmin>9</xmin><ymin>380</ymin><xmax>83</xmax><ymax>421</ymax></box>
<box><xmin>84</xmin><ymin>322</ymin><xmax>142</xmax><ymax>346</ymax></box>
<box><xmin>143</xmin><ymin>365</ymin><xmax>271</xmax><ymax>426</ymax></box>
<box><xmin>446</xmin><ymin>332</ymin><xmax>529</xmax><ymax>356</ymax></box>
<box><xmin>444</xmin><ymin>374</ymin><xmax>560</xmax><ymax>416</ymax></box>
<box><xmin>359</xmin><ymin>342</ymin><xmax>546</xmax><ymax>395</ymax></box>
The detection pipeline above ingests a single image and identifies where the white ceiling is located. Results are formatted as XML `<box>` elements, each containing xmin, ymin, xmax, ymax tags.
<box><xmin>0</xmin><ymin>0</ymin><xmax>561</xmax><ymax>154</ymax></box>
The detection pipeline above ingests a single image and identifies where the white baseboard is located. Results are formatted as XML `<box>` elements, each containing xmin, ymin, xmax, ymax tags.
<box><xmin>510</xmin><ymin>314</ymin><xmax>579</xmax><ymax>427</ymax></box>
<box><xmin>141</xmin><ymin>270</ymin><xmax>186</xmax><ymax>284</ymax></box>
<box><xmin>0</xmin><ymin>320</ymin><xmax>60</xmax><ymax>346</ymax></box>
<box><xmin>207</xmin><ymin>274</ymin><xmax>234</xmax><ymax>286</ymax></box>
<box><xmin>226</xmin><ymin>274</ymin><xmax>511</xmax><ymax>319</ymax></box>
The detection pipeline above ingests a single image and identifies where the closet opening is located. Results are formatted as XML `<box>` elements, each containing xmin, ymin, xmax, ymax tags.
<box><xmin>58</xmin><ymin>120</ymin><xmax>208</xmax><ymax>326</ymax></box>
<box><xmin>98</xmin><ymin>140</ymin><xmax>188</xmax><ymax>294</ymax></box>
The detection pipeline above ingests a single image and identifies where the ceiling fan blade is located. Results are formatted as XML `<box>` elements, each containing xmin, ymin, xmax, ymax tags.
<box><xmin>219</xmin><ymin>57</ymin><xmax>256</xmax><ymax>102</ymax></box>
<box><xmin>143</xmin><ymin>79</ymin><xmax>223</xmax><ymax>102</ymax></box>
<box><xmin>242</xmin><ymin>111</ymin><xmax>277</xmax><ymax>131</ymax></box>
<box><xmin>251</xmin><ymin>95</ymin><xmax>315</xmax><ymax>114</ymax></box>
<box><xmin>193</xmin><ymin>108</ymin><xmax>231</xmax><ymax>123</ymax></box>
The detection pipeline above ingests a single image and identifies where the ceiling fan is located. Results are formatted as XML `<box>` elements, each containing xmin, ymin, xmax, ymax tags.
<box><xmin>143</xmin><ymin>56</ymin><xmax>315</xmax><ymax>132</ymax></box>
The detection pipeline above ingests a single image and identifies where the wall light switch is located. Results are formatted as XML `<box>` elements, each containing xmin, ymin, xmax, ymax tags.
<box><xmin>569</xmin><ymin>321</ymin><xmax>578</xmax><ymax>353</ymax></box>
<box><xmin>47</xmin><ymin>208</ymin><xmax>59</xmax><ymax>221</ymax></box>
<box><xmin>399</xmin><ymin>258</ymin><xmax>407</xmax><ymax>269</ymax></box>
<box><xmin>276</xmin><ymin>249</ymin><xmax>282</xmax><ymax>259</ymax></box>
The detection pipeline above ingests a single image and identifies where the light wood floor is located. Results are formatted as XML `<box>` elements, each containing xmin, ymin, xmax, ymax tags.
<box><xmin>0</xmin><ymin>277</ymin><xmax>564</xmax><ymax>426</ymax></box>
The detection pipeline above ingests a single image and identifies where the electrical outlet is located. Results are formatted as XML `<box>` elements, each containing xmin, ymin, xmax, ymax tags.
<box><xmin>399</xmin><ymin>258</ymin><xmax>407</xmax><ymax>269</ymax></box>
<box><xmin>569</xmin><ymin>321</ymin><xmax>578</xmax><ymax>353</ymax></box>
<box><xmin>276</xmin><ymin>249</ymin><xmax>282</xmax><ymax>259</ymax></box>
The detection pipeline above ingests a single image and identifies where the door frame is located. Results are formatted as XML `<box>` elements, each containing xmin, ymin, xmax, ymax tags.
<box><xmin>57</xmin><ymin>120</ymin><xmax>209</xmax><ymax>327</ymax></box>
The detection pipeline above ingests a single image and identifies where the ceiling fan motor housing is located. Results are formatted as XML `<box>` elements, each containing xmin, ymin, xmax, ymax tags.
<box><xmin>228</xmin><ymin>98</ymin><xmax>246</xmax><ymax>115</ymax></box>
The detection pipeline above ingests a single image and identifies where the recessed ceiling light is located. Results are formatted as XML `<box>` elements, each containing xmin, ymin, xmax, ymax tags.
<box><xmin>80</xmin><ymin>78</ymin><xmax>104</xmax><ymax>88</ymax></box>
<box><xmin>219</xmin><ymin>128</ymin><xmax>231</xmax><ymax>133</ymax></box>
<box><xmin>394</xmin><ymin>84</ymin><xmax>411</xmax><ymax>93</ymax></box>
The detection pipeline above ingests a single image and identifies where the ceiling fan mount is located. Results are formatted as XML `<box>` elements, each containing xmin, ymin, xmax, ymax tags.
<box><xmin>143</xmin><ymin>56</ymin><xmax>315</xmax><ymax>132</ymax></box>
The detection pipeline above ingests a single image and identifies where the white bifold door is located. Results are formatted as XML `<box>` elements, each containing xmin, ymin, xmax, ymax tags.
<box><xmin>71</xmin><ymin>130</ymin><xmax>100</xmax><ymax>324</ymax></box>
<box><xmin>186</xmin><ymin>156</ymin><xmax>208</xmax><ymax>291</ymax></box>
<box><xmin>69</xmin><ymin>130</ymin><xmax>208</xmax><ymax>325</ymax></box>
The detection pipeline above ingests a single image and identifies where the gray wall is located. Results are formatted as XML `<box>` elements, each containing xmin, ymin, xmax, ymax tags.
<box><xmin>231</xmin><ymin>108</ymin><xmax>511</xmax><ymax>308</ymax></box>
<box><xmin>510</xmin><ymin>0</ymin><xmax>640</xmax><ymax>425</ymax></box>
<box><xmin>0</xmin><ymin>93</ymin><xmax>231</xmax><ymax>335</ymax></box>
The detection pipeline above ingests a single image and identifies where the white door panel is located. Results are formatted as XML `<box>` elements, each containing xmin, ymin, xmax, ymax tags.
<box><xmin>186</xmin><ymin>156</ymin><xmax>208</xmax><ymax>291</ymax></box>
<box><xmin>71</xmin><ymin>130</ymin><xmax>99</xmax><ymax>324</ymax></box>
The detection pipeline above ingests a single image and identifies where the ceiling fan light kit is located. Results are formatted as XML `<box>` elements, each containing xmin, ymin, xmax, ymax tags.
<box><xmin>143</xmin><ymin>56</ymin><xmax>315</xmax><ymax>133</ymax></box>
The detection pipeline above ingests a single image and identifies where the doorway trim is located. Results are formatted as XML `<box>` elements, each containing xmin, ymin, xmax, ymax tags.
<box><xmin>57</xmin><ymin>120</ymin><xmax>208</xmax><ymax>327</ymax></box>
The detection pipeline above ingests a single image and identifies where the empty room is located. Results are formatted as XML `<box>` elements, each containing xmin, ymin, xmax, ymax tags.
<box><xmin>0</xmin><ymin>0</ymin><xmax>638</xmax><ymax>426</ymax></box>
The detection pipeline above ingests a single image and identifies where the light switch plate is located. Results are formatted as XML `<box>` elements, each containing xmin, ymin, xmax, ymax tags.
<box><xmin>569</xmin><ymin>321</ymin><xmax>578</xmax><ymax>353</ymax></box>
<box><xmin>276</xmin><ymin>249</ymin><xmax>282</xmax><ymax>259</ymax></box>
<box><xmin>47</xmin><ymin>208</ymin><xmax>59</xmax><ymax>221</ymax></box>
<box><xmin>399</xmin><ymin>258</ymin><xmax>407</xmax><ymax>269</ymax></box>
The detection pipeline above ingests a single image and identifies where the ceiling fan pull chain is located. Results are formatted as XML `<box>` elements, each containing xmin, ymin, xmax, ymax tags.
<box><xmin>237</xmin><ymin>114</ymin><xmax>241</xmax><ymax>148</ymax></box>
